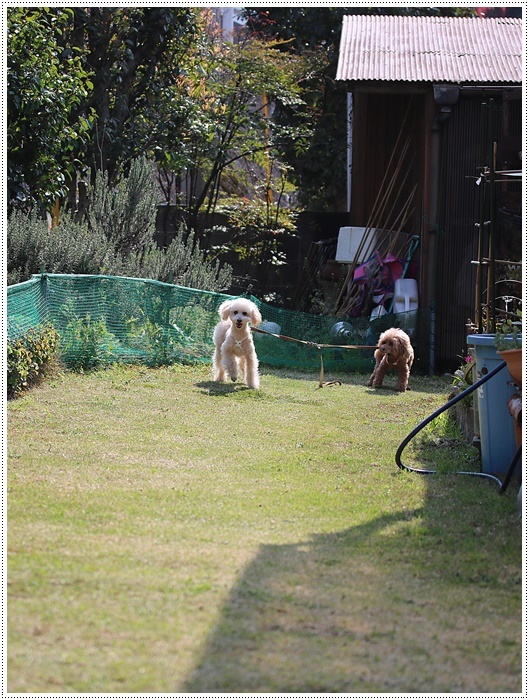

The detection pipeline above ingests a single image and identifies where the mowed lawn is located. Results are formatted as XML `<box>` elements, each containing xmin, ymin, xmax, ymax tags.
<box><xmin>7</xmin><ymin>364</ymin><xmax>522</xmax><ymax>692</ymax></box>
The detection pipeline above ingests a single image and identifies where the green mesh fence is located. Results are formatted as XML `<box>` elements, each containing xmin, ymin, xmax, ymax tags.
<box><xmin>7</xmin><ymin>274</ymin><xmax>430</xmax><ymax>373</ymax></box>
<box><xmin>6</xmin><ymin>276</ymin><xmax>49</xmax><ymax>338</ymax></box>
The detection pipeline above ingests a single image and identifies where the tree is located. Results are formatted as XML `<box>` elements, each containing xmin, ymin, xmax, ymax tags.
<box><xmin>167</xmin><ymin>18</ymin><xmax>317</xmax><ymax>234</ymax></box>
<box><xmin>69</xmin><ymin>7</ymin><xmax>199</xmax><ymax>180</ymax></box>
<box><xmin>7</xmin><ymin>7</ymin><xmax>200</xmax><ymax>212</ymax></box>
<box><xmin>7</xmin><ymin>7</ymin><xmax>319</xmax><ymax>298</ymax></box>
<box><xmin>7</xmin><ymin>7</ymin><xmax>93</xmax><ymax>211</ymax></box>
<box><xmin>7</xmin><ymin>4</ymin><xmax>321</xmax><ymax>271</ymax></box>
<box><xmin>243</xmin><ymin>7</ymin><xmax>477</xmax><ymax>211</ymax></box>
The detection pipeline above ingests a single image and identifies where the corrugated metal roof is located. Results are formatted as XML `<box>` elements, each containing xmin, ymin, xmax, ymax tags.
<box><xmin>336</xmin><ymin>15</ymin><xmax>522</xmax><ymax>84</ymax></box>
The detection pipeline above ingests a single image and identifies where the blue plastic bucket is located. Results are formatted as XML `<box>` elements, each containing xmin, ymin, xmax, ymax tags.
<box><xmin>467</xmin><ymin>334</ymin><xmax>519</xmax><ymax>476</ymax></box>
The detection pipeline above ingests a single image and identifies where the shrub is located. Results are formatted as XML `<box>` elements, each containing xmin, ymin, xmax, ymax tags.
<box><xmin>7</xmin><ymin>157</ymin><xmax>232</xmax><ymax>291</ymax></box>
<box><xmin>6</xmin><ymin>209</ymin><xmax>112</xmax><ymax>285</ymax></box>
<box><xmin>210</xmin><ymin>194</ymin><xmax>296</xmax><ymax>292</ymax></box>
<box><xmin>88</xmin><ymin>157</ymin><xmax>159</xmax><ymax>258</ymax></box>
<box><xmin>117</xmin><ymin>227</ymin><xmax>233</xmax><ymax>291</ymax></box>
<box><xmin>90</xmin><ymin>157</ymin><xmax>232</xmax><ymax>290</ymax></box>
<box><xmin>55</xmin><ymin>299</ymin><xmax>117</xmax><ymax>372</ymax></box>
<box><xmin>7</xmin><ymin>324</ymin><xmax>60</xmax><ymax>398</ymax></box>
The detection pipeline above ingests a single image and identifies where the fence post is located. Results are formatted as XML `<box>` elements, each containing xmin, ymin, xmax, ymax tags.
<box><xmin>39</xmin><ymin>267</ymin><xmax>49</xmax><ymax>324</ymax></box>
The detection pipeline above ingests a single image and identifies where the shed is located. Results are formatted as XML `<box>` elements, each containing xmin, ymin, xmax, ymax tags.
<box><xmin>336</xmin><ymin>15</ymin><xmax>522</xmax><ymax>372</ymax></box>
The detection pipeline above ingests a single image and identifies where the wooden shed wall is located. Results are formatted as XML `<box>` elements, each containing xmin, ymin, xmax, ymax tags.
<box><xmin>350</xmin><ymin>91</ymin><xmax>426</xmax><ymax>240</ymax></box>
<box><xmin>435</xmin><ymin>93</ymin><xmax>521</xmax><ymax>371</ymax></box>
<box><xmin>349</xmin><ymin>88</ymin><xmax>521</xmax><ymax>373</ymax></box>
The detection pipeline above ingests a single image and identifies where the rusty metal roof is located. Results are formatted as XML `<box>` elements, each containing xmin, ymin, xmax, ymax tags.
<box><xmin>336</xmin><ymin>15</ymin><xmax>522</xmax><ymax>84</ymax></box>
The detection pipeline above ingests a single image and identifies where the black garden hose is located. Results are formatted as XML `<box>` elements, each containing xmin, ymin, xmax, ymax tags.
<box><xmin>395</xmin><ymin>360</ymin><xmax>511</xmax><ymax>489</ymax></box>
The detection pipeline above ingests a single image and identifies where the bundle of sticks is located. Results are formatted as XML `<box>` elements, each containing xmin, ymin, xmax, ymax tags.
<box><xmin>333</xmin><ymin>110</ymin><xmax>418</xmax><ymax>317</ymax></box>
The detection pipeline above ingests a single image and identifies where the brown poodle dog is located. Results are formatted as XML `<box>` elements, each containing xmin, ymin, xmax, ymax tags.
<box><xmin>367</xmin><ymin>327</ymin><xmax>414</xmax><ymax>392</ymax></box>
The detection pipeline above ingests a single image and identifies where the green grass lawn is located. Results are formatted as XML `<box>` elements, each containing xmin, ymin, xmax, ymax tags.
<box><xmin>7</xmin><ymin>364</ymin><xmax>522</xmax><ymax>692</ymax></box>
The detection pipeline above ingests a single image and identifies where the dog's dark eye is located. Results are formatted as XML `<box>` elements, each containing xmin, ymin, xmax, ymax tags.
<box><xmin>242</xmin><ymin>311</ymin><xmax>248</xmax><ymax>316</ymax></box>
<box><xmin>233</xmin><ymin>310</ymin><xmax>238</xmax><ymax>315</ymax></box>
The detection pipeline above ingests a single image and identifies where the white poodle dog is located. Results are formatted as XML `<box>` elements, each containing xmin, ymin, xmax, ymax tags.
<box><xmin>212</xmin><ymin>298</ymin><xmax>262</xmax><ymax>389</ymax></box>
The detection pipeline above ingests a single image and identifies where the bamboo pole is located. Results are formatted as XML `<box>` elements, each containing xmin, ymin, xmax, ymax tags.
<box><xmin>334</xmin><ymin>101</ymin><xmax>414</xmax><ymax>309</ymax></box>
<box><xmin>342</xmin><ymin>136</ymin><xmax>412</xmax><ymax>287</ymax></box>
<box><xmin>333</xmin><ymin>132</ymin><xmax>413</xmax><ymax>313</ymax></box>
<box><xmin>489</xmin><ymin>138</ymin><xmax>497</xmax><ymax>331</ymax></box>
<box><xmin>373</xmin><ymin>163</ymin><xmax>415</xmax><ymax>252</ymax></box>
<box><xmin>385</xmin><ymin>185</ymin><xmax>417</xmax><ymax>253</ymax></box>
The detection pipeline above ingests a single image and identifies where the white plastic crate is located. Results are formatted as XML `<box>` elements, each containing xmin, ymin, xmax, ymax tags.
<box><xmin>335</xmin><ymin>227</ymin><xmax>377</xmax><ymax>263</ymax></box>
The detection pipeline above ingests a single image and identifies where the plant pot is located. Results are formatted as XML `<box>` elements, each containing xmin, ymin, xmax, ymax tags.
<box><xmin>497</xmin><ymin>348</ymin><xmax>522</xmax><ymax>389</ymax></box>
<box><xmin>321</xmin><ymin>259</ymin><xmax>346</xmax><ymax>282</ymax></box>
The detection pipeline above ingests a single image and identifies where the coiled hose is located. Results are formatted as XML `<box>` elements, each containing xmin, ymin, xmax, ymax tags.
<box><xmin>395</xmin><ymin>360</ymin><xmax>520</xmax><ymax>490</ymax></box>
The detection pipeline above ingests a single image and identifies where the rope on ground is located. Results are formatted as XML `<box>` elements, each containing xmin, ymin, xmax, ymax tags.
<box><xmin>251</xmin><ymin>326</ymin><xmax>377</xmax><ymax>388</ymax></box>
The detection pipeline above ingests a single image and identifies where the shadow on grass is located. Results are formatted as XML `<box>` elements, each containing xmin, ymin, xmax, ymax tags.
<box><xmin>362</xmin><ymin>377</ymin><xmax>448</xmax><ymax>395</ymax></box>
<box><xmin>182</xmin><ymin>483</ymin><xmax>521</xmax><ymax>693</ymax></box>
<box><xmin>261</xmin><ymin>366</ymin><xmax>452</xmax><ymax>394</ymax></box>
<box><xmin>195</xmin><ymin>380</ymin><xmax>256</xmax><ymax>397</ymax></box>
<box><xmin>365</xmin><ymin>386</ymin><xmax>409</xmax><ymax>395</ymax></box>
<box><xmin>198</xmin><ymin>368</ymin><xmax>452</xmax><ymax>398</ymax></box>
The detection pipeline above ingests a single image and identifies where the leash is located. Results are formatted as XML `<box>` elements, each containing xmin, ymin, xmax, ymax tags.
<box><xmin>251</xmin><ymin>326</ymin><xmax>377</xmax><ymax>388</ymax></box>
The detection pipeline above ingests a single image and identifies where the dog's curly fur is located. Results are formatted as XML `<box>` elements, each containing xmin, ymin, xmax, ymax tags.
<box><xmin>367</xmin><ymin>327</ymin><xmax>414</xmax><ymax>392</ymax></box>
<box><xmin>212</xmin><ymin>298</ymin><xmax>262</xmax><ymax>389</ymax></box>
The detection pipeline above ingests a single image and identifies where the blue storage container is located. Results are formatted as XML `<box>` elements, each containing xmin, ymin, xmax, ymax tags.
<box><xmin>467</xmin><ymin>334</ymin><xmax>519</xmax><ymax>477</ymax></box>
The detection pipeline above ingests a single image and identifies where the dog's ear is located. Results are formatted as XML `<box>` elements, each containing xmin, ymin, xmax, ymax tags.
<box><xmin>394</xmin><ymin>334</ymin><xmax>408</xmax><ymax>359</ymax></box>
<box><xmin>218</xmin><ymin>300</ymin><xmax>232</xmax><ymax>321</ymax></box>
<box><xmin>251</xmin><ymin>305</ymin><xmax>262</xmax><ymax>327</ymax></box>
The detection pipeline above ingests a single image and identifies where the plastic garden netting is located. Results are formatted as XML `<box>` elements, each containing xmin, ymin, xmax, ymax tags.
<box><xmin>7</xmin><ymin>274</ymin><xmax>426</xmax><ymax>373</ymax></box>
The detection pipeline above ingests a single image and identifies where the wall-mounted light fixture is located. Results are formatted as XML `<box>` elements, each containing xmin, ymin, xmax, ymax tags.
<box><xmin>433</xmin><ymin>84</ymin><xmax>460</xmax><ymax>124</ymax></box>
